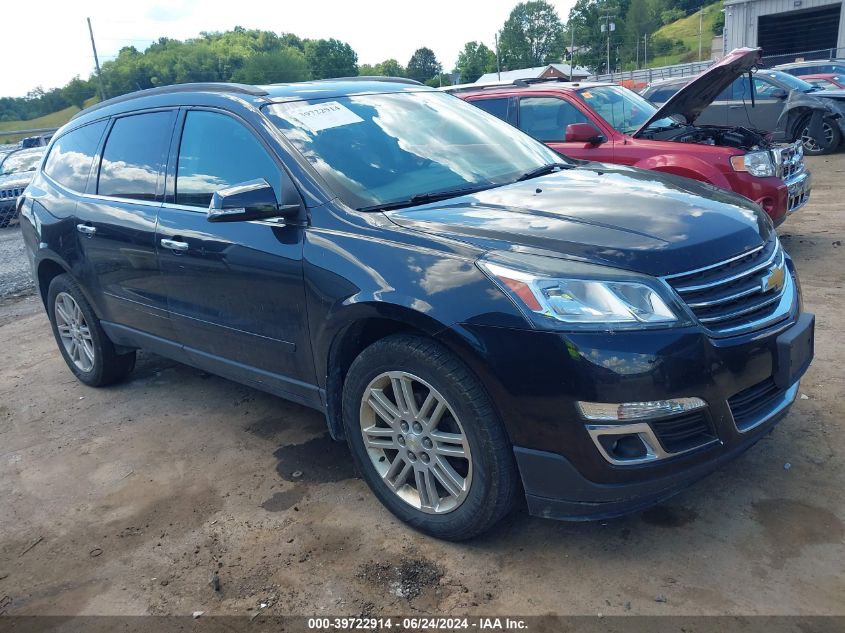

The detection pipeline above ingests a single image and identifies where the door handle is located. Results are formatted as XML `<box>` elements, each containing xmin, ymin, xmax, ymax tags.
<box><xmin>76</xmin><ymin>223</ymin><xmax>96</xmax><ymax>237</ymax></box>
<box><xmin>160</xmin><ymin>238</ymin><xmax>189</xmax><ymax>252</ymax></box>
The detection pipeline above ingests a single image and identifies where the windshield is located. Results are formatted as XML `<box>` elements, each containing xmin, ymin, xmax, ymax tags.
<box><xmin>577</xmin><ymin>85</ymin><xmax>677</xmax><ymax>135</ymax></box>
<box><xmin>265</xmin><ymin>91</ymin><xmax>563</xmax><ymax>210</ymax></box>
<box><xmin>759</xmin><ymin>70</ymin><xmax>817</xmax><ymax>92</ymax></box>
<box><xmin>0</xmin><ymin>151</ymin><xmax>42</xmax><ymax>176</ymax></box>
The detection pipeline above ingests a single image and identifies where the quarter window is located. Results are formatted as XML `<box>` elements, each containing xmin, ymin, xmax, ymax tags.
<box><xmin>176</xmin><ymin>111</ymin><xmax>280</xmax><ymax>207</ymax></box>
<box><xmin>98</xmin><ymin>112</ymin><xmax>173</xmax><ymax>201</ymax></box>
<box><xmin>519</xmin><ymin>97</ymin><xmax>588</xmax><ymax>142</ymax></box>
<box><xmin>42</xmin><ymin>120</ymin><xmax>107</xmax><ymax>192</ymax></box>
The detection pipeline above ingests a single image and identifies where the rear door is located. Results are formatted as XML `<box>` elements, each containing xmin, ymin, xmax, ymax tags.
<box><xmin>722</xmin><ymin>77</ymin><xmax>785</xmax><ymax>131</ymax></box>
<box><xmin>516</xmin><ymin>95</ymin><xmax>615</xmax><ymax>162</ymax></box>
<box><xmin>156</xmin><ymin>108</ymin><xmax>318</xmax><ymax>407</ymax></box>
<box><xmin>75</xmin><ymin>110</ymin><xmax>178</xmax><ymax>341</ymax></box>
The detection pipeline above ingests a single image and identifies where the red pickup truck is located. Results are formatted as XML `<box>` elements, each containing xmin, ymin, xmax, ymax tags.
<box><xmin>449</xmin><ymin>48</ymin><xmax>811</xmax><ymax>226</ymax></box>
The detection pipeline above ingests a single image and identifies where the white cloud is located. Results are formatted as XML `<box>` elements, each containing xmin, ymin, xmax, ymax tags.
<box><xmin>3</xmin><ymin>0</ymin><xmax>576</xmax><ymax>97</ymax></box>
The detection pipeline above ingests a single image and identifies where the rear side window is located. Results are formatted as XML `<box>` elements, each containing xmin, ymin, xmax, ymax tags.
<box><xmin>519</xmin><ymin>97</ymin><xmax>588</xmax><ymax>142</ymax></box>
<box><xmin>646</xmin><ymin>85</ymin><xmax>682</xmax><ymax>104</ymax></box>
<box><xmin>98</xmin><ymin>112</ymin><xmax>174</xmax><ymax>201</ymax></box>
<box><xmin>470</xmin><ymin>98</ymin><xmax>514</xmax><ymax>124</ymax></box>
<box><xmin>43</xmin><ymin>120</ymin><xmax>107</xmax><ymax>192</ymax></box>
<box><xmin>175</xmin><ymin>111</ymin><xmax>280</xmax><ymax>207</ymax></box>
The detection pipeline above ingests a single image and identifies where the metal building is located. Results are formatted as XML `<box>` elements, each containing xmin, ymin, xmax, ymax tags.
<box><xmin>724</xmin><ymin>0</ymin><xmax>845</xmax><ymax>63</ymax></box>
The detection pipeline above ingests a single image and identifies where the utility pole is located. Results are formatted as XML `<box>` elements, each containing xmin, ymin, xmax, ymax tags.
<box><xmin>569</xmin><ymin>26</ymin><xmax>576</xmax><ymax>80</ymax></box>
<box><xmin>698</xmin><ymin>7</ymin><xmax>704</xmax><ymax>61</ymax></box>
<box><xmin>600</xmin><ymin>11</ymin><xmax>616</xmax><ymax>77</ymax></box>
<box><xmin>494</xmin><ymin>33</ymin><xmax>501</xmax><ymax>81</ymax></box>
<box><xmin>87</xmin><ymin>17</ymin><xmax>106</xmax><ymax>101</ymax></box>
<box><xmin>643</xmin><ymin>33</ymin><xmax>648</xmax><ymax>69</ymax></box>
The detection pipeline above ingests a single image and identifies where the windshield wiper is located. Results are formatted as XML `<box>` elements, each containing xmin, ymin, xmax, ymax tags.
<box><xmin>516</xmin><ymin>162</ymin><xmax>575</xmax><ymax>182</ymax></box>
<box><xmin>357</xmin><ymin>183</ymin><xmax>496</xmax><ymax>212</ymax></box>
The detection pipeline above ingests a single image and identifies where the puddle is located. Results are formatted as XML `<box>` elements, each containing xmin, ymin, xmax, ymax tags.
<box><xmin>753</xmin><ymin>498</ymin><xmax>843</xmax><ymax>562</ymax></box>
<box><xmin>273</xmin><ymin>435</ymin><xmax>355</xmax><ymax>483</ymax></box>
<box><xmin>261</xmin><ymin>488</ymin><xmax>306</xmax><ymax>512</ymax></box>
<box><xmin>640</xmin><ymin>505</ymin><xmax>699</xmax><ymax>528</ymax></box>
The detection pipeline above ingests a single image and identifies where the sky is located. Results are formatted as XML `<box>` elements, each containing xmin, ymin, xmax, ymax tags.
<box><xmin>3</xmin><ymin>0</ymin><xmax>578</xmax><ymax>98</ymax></box>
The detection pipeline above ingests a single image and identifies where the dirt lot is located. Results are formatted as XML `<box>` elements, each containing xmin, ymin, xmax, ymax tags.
<box><xmin>0</xmin><ymin>156</ymin><xmax>843</xmax><ymax>618</ymax></box>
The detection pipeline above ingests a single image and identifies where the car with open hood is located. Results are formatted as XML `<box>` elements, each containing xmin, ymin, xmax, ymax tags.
<box><xmin>20</xmin><ymin>79</ymin><xmax>814</xmax><ymax>539</ymax></box>
<box><xmin>643</xmin><ymin>66</ymin><xmax>845</xmax><ymax>156</ymax></box>
<box><xmin>0</xmin><ymin>147</ymin><xmax>45</xmax><ymax>228</ymax></box>
<box><xmin>449</xmin><ymin>48</ymin><xmax>812</xmax><ymax>227</ymax></box>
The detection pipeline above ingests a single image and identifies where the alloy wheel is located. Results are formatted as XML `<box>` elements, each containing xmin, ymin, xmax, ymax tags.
<box><xmin>55</xmin><ymin>292</ymin><xmax>95</xmax><ymax>372</ymax></box>
<box><xmin>359</xmin><ymin>371</ymin><xmax>472</xmax><ymax>514</ymax></box>
<box><xmin>801</xmin><ymin>122</ymin><xmax>835</xmax><ymax>153</ymax></box>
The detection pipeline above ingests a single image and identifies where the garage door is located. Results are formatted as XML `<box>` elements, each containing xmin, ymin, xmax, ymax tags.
<box><xmin>758</xmin><ymin>4</ymin><xmax>841</xmax><ymax>59</ymax></box>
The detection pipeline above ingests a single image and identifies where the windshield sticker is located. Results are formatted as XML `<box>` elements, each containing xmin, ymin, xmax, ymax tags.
<box><xmin>581</xmin><ymin>91</ymin><xmax>593</xmax><ymax>98</ymax></box>
<box><xmin>286</xmin><ymin>101</ymin><xmax>364</xmax><ymax>133</ymax></box>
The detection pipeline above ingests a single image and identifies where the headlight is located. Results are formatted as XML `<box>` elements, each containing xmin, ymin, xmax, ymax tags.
<box><xmin>730</xmin><ymin>151</ymin><xmax>775</xmax><ymax>177</ymax></box>
<box><xmin>478</xmin><ymin>253</ymin><xmax>689</xmax><ymax>331</ymax></box>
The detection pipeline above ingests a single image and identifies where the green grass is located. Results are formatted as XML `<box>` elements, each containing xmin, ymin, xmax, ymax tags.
<box><xmin>0</xmin><ymin>96</ymin><xmax>98</xmax><ymax>143</ymax></box>
<box><xmin>649</xmin><ymin>1</ymin><xmax>722</xmax><ymax>67</ymax></box>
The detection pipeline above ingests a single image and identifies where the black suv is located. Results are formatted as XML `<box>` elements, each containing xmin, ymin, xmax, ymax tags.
<box><xmin>21</xmin><ymin>80</ymin><xmax>814</xmax><ymax>539</ymax></box>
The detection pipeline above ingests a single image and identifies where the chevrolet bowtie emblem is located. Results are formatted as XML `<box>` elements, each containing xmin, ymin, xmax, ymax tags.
<box><xmin>761</xmin><ymin>264</ymin><xmax>786</xmax><ymax>293</ymax></box>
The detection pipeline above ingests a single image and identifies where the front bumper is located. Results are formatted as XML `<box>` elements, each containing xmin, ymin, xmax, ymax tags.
<box><xmin>438</xmin><ymin>306</ymin><xmax>814</xmax><ymax>520</ymax></box>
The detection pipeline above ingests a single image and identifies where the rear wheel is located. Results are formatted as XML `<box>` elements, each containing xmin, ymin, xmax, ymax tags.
<box><xmin>802</xmin><ymin>118</ymin><xmax>841</xmax><ymax>155</ymax></box>
<box><xmin>47</xmin><ymin>274</ymin><xmax>136</xmax><ymax>387</ymax></box>
<box><xmin>342</xmin><ymin>334</ymin><xmax>517</xmax><ymax>540</ymax></box>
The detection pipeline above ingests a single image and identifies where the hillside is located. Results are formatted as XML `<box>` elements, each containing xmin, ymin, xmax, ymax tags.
<box><xmin>0</xmin><ymin>96</ymin><xmax>98</xmax><ymax>143</ymax></box>
<box><xmin>650</xmin><ymin>1</ymin><xmax>722</xmax><ymax>67</ymax></box>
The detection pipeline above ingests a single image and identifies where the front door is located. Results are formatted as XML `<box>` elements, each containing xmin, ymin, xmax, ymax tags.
<box><xmin>156</xmin><ymin>109</ymin><xmax>318</xmax><ymax>407</ymax></box>
<box><xmin>516</xmin><ymin>96</ymin><xmax>616</xmax><ymax>162</ymax></box>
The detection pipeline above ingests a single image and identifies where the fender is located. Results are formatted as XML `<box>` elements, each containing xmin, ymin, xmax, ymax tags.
<box><xmin>633</xmin><ymin>153</ymin><xmax>732</xmax><ymax>190</ymax></box>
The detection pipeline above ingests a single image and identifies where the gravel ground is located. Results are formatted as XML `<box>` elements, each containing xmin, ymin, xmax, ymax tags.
<box><xmin>0</xmin><ymin>227</ymin><xmax>33</xmax><ymax>300</ymax></box>
<box><xmin>0</xmin><ymin>156</ymin><xmax>842</xmax><ymax>618</ymax></box>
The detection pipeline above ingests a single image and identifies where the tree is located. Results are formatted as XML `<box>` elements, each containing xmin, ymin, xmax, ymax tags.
<box><xmin>455</xmin><ymin>42</ymin><xmax>497</xmax><ymax>83</ymax></box>
<box><xmin>406</xmin><ymin>47</ymin><xmax>442</xmax><ymax>82</ymax></box>
<box><xmin>62</xmin><ymin>77</ymin><xmax>94</xmax><ymax>109</ymax></box>
<box><xmin>498</xmin><ymin>1</ymin><xmax>565</xmax><ymax>70</ymax></box>
<box><xmin>359</xmin><ymin>59</ymin><xmax>405</xmax><ymax>77</ymax></box>
<box><xmin>304</xmin><ymin>38</ymin><xmax>358</xmax><ymax>79</ymax></box>
<box><xmin>232</xmin><ymin>48</ymin><xmax>310</xmax><ymax>84</ymax></box>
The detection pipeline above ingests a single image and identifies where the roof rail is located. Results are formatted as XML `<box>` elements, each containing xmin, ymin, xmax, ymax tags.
<box><xmin>445</xmin><ymin>76</ymin><xmax>580</xmax><ymax>93</ymax></box>
<box><xmin>309</xmin><ymin>76</ymin><xmax>424</xmax><ymax>86</ymax></box>
<box><xmin>70</xmin><ymin>82</ymin><xmax>269</xmax><ymax>121</ymax></box>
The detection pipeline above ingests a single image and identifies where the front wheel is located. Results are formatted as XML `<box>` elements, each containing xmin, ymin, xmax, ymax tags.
<box><xmin>802</xmin><ymin>118</ymin><xmax>841</xmax><ymax>155</ymax></box>
<box><xmin>342</xmin><ymin>334</ymin><xmax>518</xmax><ymax>540</ymax></box>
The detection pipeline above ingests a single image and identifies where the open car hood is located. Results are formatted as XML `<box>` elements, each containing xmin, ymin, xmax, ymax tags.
<box><xmin>634</xmin><ymin>47</ymin><xmax>762</xmax><ymax>136</ymax></box>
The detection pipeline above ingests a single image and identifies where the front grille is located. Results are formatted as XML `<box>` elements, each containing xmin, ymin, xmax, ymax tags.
<box><xmin>788</xmin><ymin>187</ymin><xmax>809</xmax><ymax>212</ymax></box>
<box><xmin>664</xmin><ymin>237</ymin><xmax>790</xmax><ymax>336</ymax></box>
<box><xmin>776</xmin><ymin>142</ymin><xmax>804</xmax><ymax>181</ymax></box>
<box><xmin>650</xmin><ymin>411</ymin><xmax>716</xmax><ymax>453</ymax></box>
<box><xmin>728</xmin><ymin>377</ymin><xmax>786</xmax><ymax>431</ymax></box>
<box><xmin>0</xmin><ymin>187</ymin><xmax>22</xmax><ymax>200</ymax></box>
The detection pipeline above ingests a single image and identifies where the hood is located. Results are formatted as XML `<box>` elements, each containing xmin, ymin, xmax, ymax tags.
<box><xmin>635</xmin><ymin>47</ymin><xmax>762</xmax><ymax>135</ymax></box>
<box><xmin>386</xmin><ymin>164</ymin><xmax>772</xmax><ymax>278</ymax></box>
<box><xmin>0</xmin><ymin>170</ymin><xmax>35</xmax><ymax>190</ymax></box>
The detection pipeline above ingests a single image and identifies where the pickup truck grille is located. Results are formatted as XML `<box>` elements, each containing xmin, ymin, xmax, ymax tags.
<box><xmin>664</xmin><ymin>237</ymin><xmax>791</xmax><ymax>336</ymax></box>
<box><xmin>0</xmin><ymin>187</ymin><xmax>23</xmax><ymax>200</ymax></box>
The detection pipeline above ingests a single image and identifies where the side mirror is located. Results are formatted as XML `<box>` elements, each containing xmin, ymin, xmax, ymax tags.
<box><xmin>771</xmin><ymin>88</ymin><xmax>789</xmax><ymax>100</ymax></box>
<box><xmin>207</xmin><ymin>179</ymin><xmax>299</xmax><ymax>223</ymax></box>
<box><xmin>565</xmin><ymin>123</ymin><xmax>606</xmax><ymax>145</ymax></box>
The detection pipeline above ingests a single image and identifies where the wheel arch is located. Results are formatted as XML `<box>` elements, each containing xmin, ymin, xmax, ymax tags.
<box><xmin>36</xmin><ymin>257</ymin><xmax>71</xmax><ymax>309</ymax></box>
<box><xmin>320</xmin><ymin>304</ymin><xmax>452</xmax><ymax>441</ymax></box>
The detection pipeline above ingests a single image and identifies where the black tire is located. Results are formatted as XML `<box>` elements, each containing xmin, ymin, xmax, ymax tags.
<box><xmin>342</xmin><ymin>334</ymin><xmax>518</xmax><ymax>540</ymax></box>
<box><xmin>802</xmin><ymin>118</ymin><xmax>841</xmax><ymax>156</ymax></box>
<box><xmin>47</xmin><ymin>274</ymin><xmax>136</xmax><ymax>387</ymax></box>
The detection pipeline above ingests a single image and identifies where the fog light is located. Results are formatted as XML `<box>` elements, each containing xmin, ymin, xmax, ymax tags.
<box><xmin>597</xmin><ymin>434</ymin><xmax>648</xmax><ymax>460</ymax></box>
<box><xmin>577</xmin><ymin>397</ymin><xmax>706</xmax><ymax>422</ymax></box>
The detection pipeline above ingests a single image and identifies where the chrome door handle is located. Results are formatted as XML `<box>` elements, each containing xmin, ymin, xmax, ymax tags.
<box><xmin>76</xmin><ymin>223</ymin><xmax>97</xmax><ymax>237</ymax></box>
<box><xmin>160</xmin><ymin>238</ymin><xmax>189</xmax><ymax>252</ymax></box>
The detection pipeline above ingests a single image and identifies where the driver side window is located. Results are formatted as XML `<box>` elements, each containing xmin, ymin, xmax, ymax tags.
<box><xmin>176</xmin><ymin>111</ymin><xmax>281</xmax><ymax>207</ymax></box>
